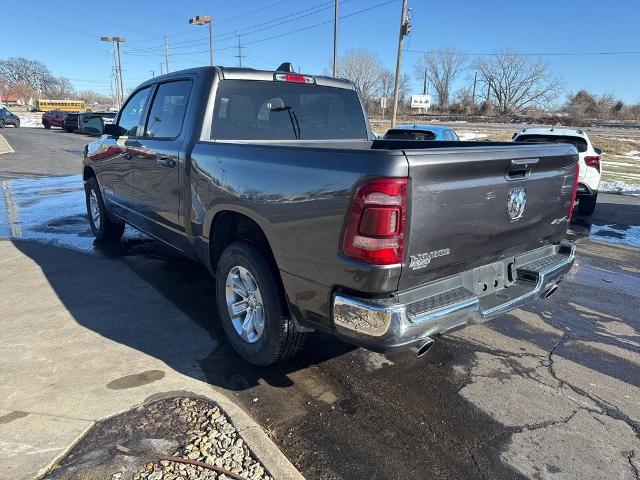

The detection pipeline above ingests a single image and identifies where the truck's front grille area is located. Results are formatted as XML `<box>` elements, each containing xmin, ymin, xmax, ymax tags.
<box><xmin>406</xmin><ymin>286</ymin><xmax>476</xmax><ymax>318</ymax></box>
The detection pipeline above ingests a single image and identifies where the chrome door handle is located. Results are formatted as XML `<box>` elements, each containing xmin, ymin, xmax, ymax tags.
<box><xmin>156</xmin><ymin>157</ymin><xmax>176</xmax><ymax>168</ymax></box>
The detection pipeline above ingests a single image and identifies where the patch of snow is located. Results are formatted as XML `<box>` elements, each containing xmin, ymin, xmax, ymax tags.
<box><xmin>19</xmin><ymin>117</ymin><xmax>42</xmax><ymax>128</ymax></box>
<box><xmin>599</xmin><ymin>180</ymin><xmax>640</xmax><ymax>196</ymax></box>
<box><xmin>458</xmin><ymin>131</ymin><xmax>488</xmax><ymax>141</ymax></box>
<box><xmin>625</xmin><ymin>150</ymin><xmax>640</xmax><ymax>157</ymax></box>
<box><xmin>591</xmin><ymin>224</ymin><xmax>640</xmax><ymax>249</ymax></box>
<box><xmin>605</xmin><ymin>161</ymin><xmax>637</xmax><ymax>168</ymax></box>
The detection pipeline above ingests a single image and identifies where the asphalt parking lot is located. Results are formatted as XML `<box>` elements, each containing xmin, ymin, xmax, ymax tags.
<box><xmin>1</xmin><ymin>127</ymin><xmax>639</xmax><ymax>480</ymax></box>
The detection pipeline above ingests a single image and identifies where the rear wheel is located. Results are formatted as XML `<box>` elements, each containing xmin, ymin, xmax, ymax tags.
<box><xmin>14</xmin><ymin>119</ymin><xmax>19</xmax><ymax>128</ymax></box>
<box><xmin>0</xmin><ymin>119</ymin><xmax>4</xmax><ymax>128</ymax></box>
<box><xmin>216</xmin><ymin>241</ymin><xmax>307</xmax><ymax>366</ymax></box>
<box><xmin>43</xmin><ymin>121</ymin><xmax>51</xmax><ymax>129</ymax></box>
<box><xmin>65</xmin><ymin>128</ymin><xmax>73</xmax><ymax>133</ymax></box>
<box><xmin>578</xmin><ymin>192</ymin><xmax>597</xmax><ymax>216</ymax></box>
<box><xmin>85</xmin><ymin>177</ymin><xmax>125</xmax><ymax>241</ymax></box>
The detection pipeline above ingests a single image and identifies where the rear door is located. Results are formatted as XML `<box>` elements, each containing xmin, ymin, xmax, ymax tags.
<box><xmin>400</xmin><ymin>143</ymin><xmax>577</xmax><ymax>289</ymax></box>
<box><xmin>131</xmin><ymin>79</ymin><xmax>193</xmax><ymax>247</ymax></box>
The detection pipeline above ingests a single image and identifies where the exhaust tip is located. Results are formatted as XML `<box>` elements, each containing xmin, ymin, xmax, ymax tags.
<box><xmin>411</xmin><ymin>338</ymin><xmax>435</xmax><ymax>357</ymax></box>
<box><xmin>544</xmin><ymin>284</ymin><xmax>559</xmax><ymax>298</ymax></box>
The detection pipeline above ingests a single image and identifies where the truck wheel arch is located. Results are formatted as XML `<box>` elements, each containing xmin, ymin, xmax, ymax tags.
<box><xmin>208</xmin><ymin>210</ymin><xmax>280</xmax><ymax>277</ymax></box>
<box><xmin>83</xmin><ymin>166</ymin><xmax>96</xmax><ymax>181</ymax></box>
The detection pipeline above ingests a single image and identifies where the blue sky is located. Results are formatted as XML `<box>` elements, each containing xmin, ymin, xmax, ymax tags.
<box><xmin>1</xmin><ymin>0</ymin><xmax>639</xmax><ymax>104</ymax></box>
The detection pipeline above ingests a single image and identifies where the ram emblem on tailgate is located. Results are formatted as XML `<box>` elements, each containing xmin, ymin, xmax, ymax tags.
<box><xmin>507</xmin><ymin>187</ymin><xmax>527</xmax><ymax>221</ymax></box>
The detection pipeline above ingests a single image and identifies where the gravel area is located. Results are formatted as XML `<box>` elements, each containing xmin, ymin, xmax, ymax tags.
<box><xmin>129</xmin><ymin>398</ymin><xmax>270</xmax><ymax>480</ymax></box>
<box><xmin>46</xmin><ymin>397</ymin><xmax>272</xmax><ymax>480</ymax></box>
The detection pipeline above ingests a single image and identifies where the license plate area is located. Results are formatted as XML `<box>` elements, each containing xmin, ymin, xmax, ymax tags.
<box><xmin>468</xmin><ymin>260</ymin><xmax>510</xmax><ymax>296</ymax></box>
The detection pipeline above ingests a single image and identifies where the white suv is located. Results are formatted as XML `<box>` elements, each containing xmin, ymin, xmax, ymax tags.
<box><xmin>513</xmin><ymin>128</ymin><xmax>602</xmax><ymax>215</ymax></box>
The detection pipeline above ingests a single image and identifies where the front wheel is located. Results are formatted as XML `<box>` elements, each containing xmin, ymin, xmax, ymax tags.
<box><xmin>0</xmin><ymin>119</ymin><xmax>4</xmax><ymax>128</ymax></box>
<box><xmin>578</xmin><ymin>192</ymin><xmax>597</xmax><ymax>216</ymax></box>
<box><xmin>14</xmin><ymin>120</ymin><xmax>19</xmax><ymax>128</ymax></box>
<box><xmin>43</xmin><ymin>121</ymin><xmax>51</xmax><ymax>129</ymax></box>
<box><xmin>85</xmin><ymin>177</ymin><xmax>125</xmax><ymax>241</ymax></box>
<box><xmin>216</xmin><ymin>242</ymin><xmax>307</xmax><ymax>366</ymax></box>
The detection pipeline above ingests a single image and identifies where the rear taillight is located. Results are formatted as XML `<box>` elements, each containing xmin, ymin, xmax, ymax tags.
<box><xmin>567</xmin><ymin>162</ymin><xmax>579</xmax><ymax>220</ymax></box>
<box><xmin>584</xmin><ymin>155</ymin><xmax>600</xmax><ymax>170</ymax></box>
<box><xmin>342</xmin><ymin>178</ymin><xmax>408</xmax><ymax>265</ymax></box>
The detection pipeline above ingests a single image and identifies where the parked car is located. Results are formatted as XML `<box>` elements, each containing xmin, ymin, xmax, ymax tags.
<box><xmin>0</xmin><ymin>107</ymin><xmax>20</xmax><ymax>128</ymax></box>
<box><xmin>42</xmin><ymin>110</ymin><xmax>65</xmax><ymax>129</ymax></box>
<box><xmin>83</xmin><ymin>66</ymin><xmax>578</xmax><ymax>366</ymax></box>
<box><xmin>62</xmin><ymin>112</ymin><xmax>81</xmax><ymax>133</ymax></box>
<box><xmin>513</xmin><ymin>128</ymin><xmax>601</xmax><ymax>215</ymax></box>
<box><xmin>78</xmin><ymin>112</ymin><xmax>117</xmax><ymax>136</ymax></box>
<box><xmin>383</xmin><ymin>124</ymin><xmax>459</xmax><ymax>141</ymax></box>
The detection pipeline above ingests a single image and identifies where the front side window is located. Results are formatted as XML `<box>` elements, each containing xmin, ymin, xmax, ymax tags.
<box><xmin>117</xmin><ymin>86</ymin><xmax>152</xmax><ymax>137</ymax></box>
<box><xmin>144</xmin><ymin>80</ymin><xmax>192</xmax><ymax>139</ymax></box>
<box><xmin>211</xmin><ymin>80</ymin><xmax>367</xmax><ymax>140</ymax></box>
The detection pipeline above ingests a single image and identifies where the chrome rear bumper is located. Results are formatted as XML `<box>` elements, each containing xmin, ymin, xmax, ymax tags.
<box><xmin>332</xmin><ymin>243</ymin><xmax>575</xmax><ymax>350</ymax></box>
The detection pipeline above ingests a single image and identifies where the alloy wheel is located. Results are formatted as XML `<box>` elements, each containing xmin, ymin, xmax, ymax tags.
<box><xmin>89</xmin><ymin>189</ymin><xmax>101</xmax><ymax>231</ymax></box>
<box><xmin>225</xmin><ymin>266</ymin><xmax>265</xmax><ymax>343</ymax></box>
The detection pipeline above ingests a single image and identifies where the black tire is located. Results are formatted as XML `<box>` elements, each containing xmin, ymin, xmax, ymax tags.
<box><xmin>65</xmin><ymin>128</ymin><xmax>73</xmax><ymax>133</ymax></box>
<box><xmin>215</xmin><ymin>241</ymin><xmax>307</xmax><ymax>366</ymax></box>
<box><xmin>85</xmin><ymin>177</ymin><xmax>125</xmax><ymax>241</ymax></box>
<box><xmin>578</xmin><ymin>192</ymin><xmax>597</xmax><ymax>216</ymax></box>
<box><xmin>14</xmin><ymin>120</ymin><xmax>19</xmax><ymax>128</ymax></box>
<box><xmin>43</xmin><ymin>121</ymin><xmax>51</xmax><ymax>129</ymax></box>
<box><xmin>0</xmin><ymin>119</ymin><xmax>4</xmax><ymax>128</ymax></box>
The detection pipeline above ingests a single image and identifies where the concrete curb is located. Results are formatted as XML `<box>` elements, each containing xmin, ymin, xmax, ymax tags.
<box><xmin>0</xmin><ymin>134</ymin><xmax>14</xmax><ymax>154</ymax></box>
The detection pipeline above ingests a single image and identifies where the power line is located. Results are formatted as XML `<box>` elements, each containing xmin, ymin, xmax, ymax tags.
<box><xmin>404</xmin><ymin>49</ymin><xmax>640</xmax><ymax>57</ymax></box>
<box><xmin>126</xmin><ymin>0</ymin><xmax>294</xmax><ymax>44</ymax></box>
<box><xmin>126</xmin><ymin>0</ymin><xmax>351</xmax><ymax>54</ymax></box>
<box><xmin>124</xmin><ymin>0</ymin><xmax>397</xmax><ymax>59</ymax></box>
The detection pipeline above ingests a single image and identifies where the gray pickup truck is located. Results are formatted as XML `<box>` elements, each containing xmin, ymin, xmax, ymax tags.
<box><xmin>83</xmin><ymin>66</ymin><xmax>578</xmax><ymax>365</ymax></box>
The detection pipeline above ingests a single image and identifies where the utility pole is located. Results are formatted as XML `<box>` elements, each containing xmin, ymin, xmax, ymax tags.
<box><xmin>391</xmin><ymin>0</ymin><xmax>410</xmax><ymax>128</ymax></box>
<box><xmin>471</xmin><ymin>71</ymin><xmax>478</xmax><ymax>105</ymax></box>
<box><xmin>422</xmin><ymin>68</ymin><xmax>428</xmax><ymax>95</ymax></box>
<box><xmin>235</xmin><ymin>35</ymin><xmax>244</xmax><ymax>67</ymax></box>
<box><xmin>101</xmin><ymin>36</ymin><xmax>125</xmax><ymax>107</ymax></box>
<box><xmin>164</xmin><ymin>35</ymin><xmax>170</xmax><ymax>73</ymax></box>
<box><xmin>160</xmin><ymin>63</ymin><xmax>163</xmax><ymax>75</ymax></box>
<box><xmin>150</xmin><ymin>70</ymin><xmax>155</xmax><ymax>78</ymax></box>
<box><xmin>332</xmin><ymin>0</ymin><xmax>339</xmax><ymax>77</ymax></box>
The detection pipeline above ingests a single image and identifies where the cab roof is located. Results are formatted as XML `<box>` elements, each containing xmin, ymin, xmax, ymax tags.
<box><xmin>137</xmin><ymin>65</ymin><xmax>356</xmax><ymax>91</ymax></box>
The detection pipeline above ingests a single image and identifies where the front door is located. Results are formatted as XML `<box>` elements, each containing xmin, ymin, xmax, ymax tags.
<box><xmin>131</xmin><ymin>79</ymin><xmax>193</xmax><ymax>249</ymax></box>
<box><xmin>97</xmin><ymin>86</ymin><xmax>152</xmax><ymax>216</ymax></box>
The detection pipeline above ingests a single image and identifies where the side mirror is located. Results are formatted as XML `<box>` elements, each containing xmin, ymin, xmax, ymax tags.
<box><xmin>103</xmin><ymin>123</ymin><xmax>122</xmax><ymax>137</ymax></box>
<box><xmin>594</xmin><ymin>147</ymin><xmax>602</xmax><ymax>155</ymax></box>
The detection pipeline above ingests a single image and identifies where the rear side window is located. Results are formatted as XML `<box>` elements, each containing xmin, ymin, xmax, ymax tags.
<box><xmin>211</xmin><ymin>80</ymin><xmax>367</xmax><ymax>140</ymax></box>
<box><xmin>144</xmin><ymin>80</ymin><xmax>192</xmax><ymax>139</ymax></box>
<box><xmin>117</xmin><ymin>87</ymin><xmax>152</xmax><ymax>137</ymax></box>
<box><xmin>515</xmin><ymin>134</ymin><xmax>588</xmax><ymax>153</ymax></box>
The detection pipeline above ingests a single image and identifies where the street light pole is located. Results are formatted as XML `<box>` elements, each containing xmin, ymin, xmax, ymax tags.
<box><xmin>101</xmin><ymin>36</ymin><xmax>126</xmax><ymax>107</ymax></box>
<box><xmin>189</xmin><ymin>15</ymin><xmax>214</xmax><ymax>66</ymax></box>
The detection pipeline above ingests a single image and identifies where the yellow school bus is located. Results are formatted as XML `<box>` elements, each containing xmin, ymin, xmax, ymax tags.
<box><xmin>36</xmin><ymin>99</ymin><xmax>87</xmax><ymax>112</ymax></box>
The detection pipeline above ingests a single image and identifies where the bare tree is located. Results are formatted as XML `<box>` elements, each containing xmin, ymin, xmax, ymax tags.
<box><xmin>475</xmin><ymin>52</ymin><xmax>561</xmax><ymax>114</ymax></box>
<box><xmin>414</xmin><ymin>50</ymin><xmax>466</xmax><ymax>109</ymax></box>
<box><xmin>0</xmin><ymin>57</ymin><xmax>76</xmax><ymax>102</ymax></box>
<box><xmin>336</xmin><ymin>49</ymin><xmax>384</xmax><ymax>104</ymax></box>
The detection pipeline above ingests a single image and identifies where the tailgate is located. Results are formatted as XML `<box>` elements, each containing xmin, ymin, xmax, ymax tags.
<box><xmin>400</xmin><ymin>143</ymin><xmax>577</xmax><ymax>290</ymax></box>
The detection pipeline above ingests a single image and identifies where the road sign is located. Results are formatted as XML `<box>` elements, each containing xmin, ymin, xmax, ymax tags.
<box><xmin>380</xmin><ymin>97</ymin><xmax>388</xmax><ymax>109</ymax></box>
<box><xmin>411</xmin><ymin>95</ymin><xmax>431</xmax><ymax>110</ymax></box>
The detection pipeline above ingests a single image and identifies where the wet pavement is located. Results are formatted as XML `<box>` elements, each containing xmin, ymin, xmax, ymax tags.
<box><xmin>1</xmin><ymin>128</ymin><xmax>639</xmax><ymax>480</ymax></box>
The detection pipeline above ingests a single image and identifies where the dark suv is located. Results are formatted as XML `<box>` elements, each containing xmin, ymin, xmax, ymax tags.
<box><xmin>0</xmin><ymin>108</ymin><xmax>20</xmax><ymax>128</ymax></box>
<box><xmin>62</xmin><ymin>112</ymin><xmax>81</xmax><ymax>133</ymax></box>
<box><xmin>42</xmin><ymin>110</ymin><xmax>65</xmax><ymax>129</ymax></box>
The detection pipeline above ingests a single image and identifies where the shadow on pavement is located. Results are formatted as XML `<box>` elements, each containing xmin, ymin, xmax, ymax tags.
<box><xmin>10</xmin><ymin>238</ymin><xmax>354</xmax><ymax>393</ymax></box>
